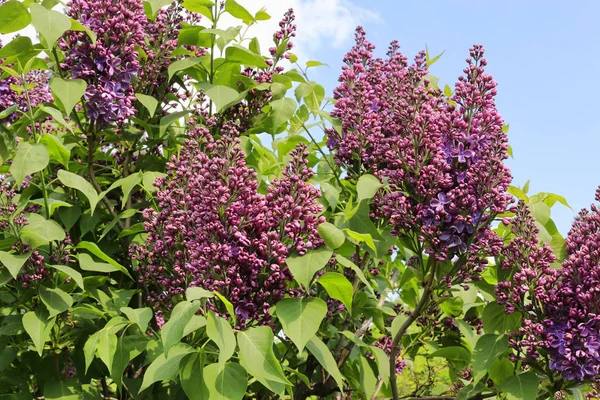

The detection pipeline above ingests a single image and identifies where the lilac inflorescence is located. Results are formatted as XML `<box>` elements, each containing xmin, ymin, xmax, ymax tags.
<box><xmin>326</xmin><ymin>29</ymin><xmax>512</xmax><ymax>283</ymax></box>
<box><xmin>133</xmin><ymin>129</ymin><xmax>324</xmax><ymax>325</ymax></box>
<box><xmin>61</xmin><ymin>0</ymin><xmax>147</xmax><ymax>125</ymax></box>
<box><xmin>495</xmin><ymin>201</ymin><xmax>558</xmax><ymax>361</ymax></box>
<box><xmin>543</xmin><ymin>187</ymin><xmax>600</xmax><ymax>381</ymax></box>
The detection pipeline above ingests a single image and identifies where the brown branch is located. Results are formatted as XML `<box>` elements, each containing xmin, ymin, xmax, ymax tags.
<box><xmin>390</xmin><ymin>261</ymin><xmax>437</xmax><ymax>400</ymax></box>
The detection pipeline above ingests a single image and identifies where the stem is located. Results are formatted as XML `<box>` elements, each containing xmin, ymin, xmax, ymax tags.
<box><xmin>300</xmin><ymin>123</ymin><xmax>344</xmax><ymax>190</ymax></box>
<box><xmin>87</xmin><ymin>133</ymin><xmax>126</xmax><ymax>231</ymax></box>
<box><xmin>390</xmin><ymin>261</ymin><xmax>437</xmax><ymax>400</ymax></box>
<box><xmin>21</xmin><ymin>74</ymin><xmax>53</xmax><ymax>253</ymax></box>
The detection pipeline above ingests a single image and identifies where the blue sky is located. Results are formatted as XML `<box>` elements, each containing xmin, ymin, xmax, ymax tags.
<box><xmin>302</xmin><ymin>0</ymin><xmax>600</xmax><ymax>234</ymax></box>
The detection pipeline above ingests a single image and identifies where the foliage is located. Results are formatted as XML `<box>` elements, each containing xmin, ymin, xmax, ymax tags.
<box><xmin>0</xmin><ymin>0</ymin><xmax>596</xmax><ymax>399</ymax></box>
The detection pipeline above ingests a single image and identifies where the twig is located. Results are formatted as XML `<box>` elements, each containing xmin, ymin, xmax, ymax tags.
<box><xmin>390</xmin><ymin>261</ymin><xmax>437</xmax><ymax>400</ymax></box>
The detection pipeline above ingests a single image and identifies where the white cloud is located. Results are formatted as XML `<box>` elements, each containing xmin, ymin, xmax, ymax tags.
<box><xmin>233</xmin><ymin>0</ymin><xmax>380</xmax><ymax>61</ymax></box>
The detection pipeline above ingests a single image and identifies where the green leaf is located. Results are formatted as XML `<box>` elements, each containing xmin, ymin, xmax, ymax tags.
<box><xmin>0</xmin><ymin>1</ymin><xmax>31</xmax><ymax>34</ymax></box>
<box><xmin>77</xmin><ymin>241</ymin><xmax>129</xmax><ymax>275</ymax></box>
<box><xmin>44</xmin><ymin>381</ymin><xmax>81</xmax><ymax>400</ymax></box>
<box><xmin>29</xmin><ymin>4</ymin><xmax>71</xmax><ymax>47</ymax></box>
<box><xmin>161</xmin><ymin>300</ymin><xmax>200</xmax><ymax>357</ymax></box>
<box><xmin>488</xmin><ymin>358</ymin><xmax>513</xmax><ymax>386</ymax></box>
<box><xmin>139</xmin><ymin>343</ymin><xmax>194</xmax><ymax>392</ymax></box>
<box><xmin>286</xmin><ymin>247</ymin><xmax>333</xmax><ymax>288</ymax></box>
<box><xmin>369</xmin><ymin>345</ymin><xmax>390</xmax><ymax>383</ymax></box>
<box><xmin>213</xmin><ymin>291</ymin><xmax>236</xmax><ymax>325</ymax></box>
<box><xmin>306</xmin><ymin>337</ymin><xmax>345</xmax><ymax>391</ymax></box>
<box><xmin>316</xmin><ymin>272</ymin><xmax>353</xmax><ymax>313</ymax></box>
<box><xmin>207</xmin><ymin>311</ymin><xmax>236</xmax><ymax>366</ymax></box>
<box><xmin>358</xmin><ymin>355</ymin><xmax>378</xmax><ymax>398</ymax></box>
<box><xmin>357</xmin><ymin>174</ymin><xmax>383</xmax><ymax>201</ymax></box>
<box><xmin>203</xmin><ymin>362</ymin><xmax>248</xmax><ymax>400</ymax></box>
<box><xmin>79</xmin><ymin>253</ymin><xmax>131</xmax><ymax>277</ymax></box>
<box><xmin>335</xmin><ymin>254</ymin><xmax>374</xmax><ymax>296</ymax></box>
<box><xmin>237</xmin><ymin>326</ymin><xmax>290</xmax><ymax>393</ymax></box>
<box><xmin>500</xmin><ymin>371</ymin><xmax>540</xmax><ymax>400</ymax></box>
<box><xmin>144</xmin><ymin>0</ymin><xmax>174</xmax><ymax>16</ymax></box>
<box><xmin>440</xmin><ymin>296</ymin><xmax>464</xmax><ymax>317</ymax></box>
<box><xmin>225</xmin><ymin>0</ymin><xmax>254</xmax><ymax>23</ymax></box>
<box><xmin>275</xmin><ymin>297</ymin><xmax>326</xmax><ymax>353</ymax></box>
<box><xmin>69</xmin><ymin>18</ymin><xmax>96</xmax><ymax>44</ymax></box>
<box><xmin>40</xmin><ymin>133</ymin><xmax>70</xmax><ymax>166</ymax></box>
<box><xmin>10</xmin><ymin>142</ymin><xmax>49</xmax><ymax>186</ymax></box>
<box><xmin>482</xmin><ymin>302</ymin><xmax>521</xmax><ymax>335</ymax></box>
<box><xmin>168</xmin><ymin>57</ymin><xmax>202</xmax><ymax>81</ymax></box>
<box><xmin>200</xmin><ymin>84</ymin><xmax>240</xmax><ymax>112</ymax></box>
<box><xmin>0</xmin><ymin>251</ymin><xmax>31</xmax><ymax>279</ymax></box>
<box><xmin>254</xmin><ymin>7</ymin><xmax>270</xmax><ymax>20</ymax></box>
<box><xmin>472</xmin><ymin>334</ymin><xmax>509</xmax><ymax>382</ymax></box>
<box><xmin>530</xmin><ymin>202</ymin><xmax>551</xmax><ymax>225</ymax></box>
<box><xmin>83</xmin><ymin>331</ymin><xmax>100</xmax><ymax>373</ymax></box>
<box><xmin>48</xmin><ymin>265</ymin><xmax>83</xmax><ymax>289</ymax></box>
<box><xmin>317</xmin><ymin>223</ymin><xmax>345</xmax><ymax>249</ymax></box>
<box><xmin>111</xmin><ymin>334</ymin><xmax>146</xmax><ymax>390</ymax></box>
<box><xmin>345</xmin><ymin>201</ymin><xmax>383</xmax><ymax>239</ymax></box>
<box><xmin>39</xmin><ymin>285</ymin><xmax>73</xmax><ymax>318</ymax></box>
<box><xmin>225</xmin><ymin>45</ymin><xmax>268</xmax><ymax>68</ymax></box>
<box><xmin>183</xmin><ymin>315</ymin><xmax>207</xmax><ymax>337</ymax></box>
<box><xmin>266</xmin><ymin>98</ymin><xmax>296</xmax><ymax>129</ymax></box>
<box><xmin>21</xmin><ymin>213</ymin><xmax>66</xmax><ymax>248</ymax></box>
<box><xmin>22</xmin><ymin>308</ymin><xmax>55</xmax><ymax>356</ymax></box>
<box><xmin>180</xmin><ymin>351</ymin><xmax>208</xmax><ymax>400</ymax></box>
<box><xmin>120</xmin><ymin>307</ymin><xmax>152</xmax><ymax>333</ymax></box>
<box><xmin>429</xmin><ymin>346</ymin><xmax>471</xmax><ymax>366</ymax></box>
<box><xmin>49</xmin><ymin>77</ymin><xmax>86</xmax><ymax>116</ymax></box>
<box><xmin>186</xmin><ymin>287</ymin><xmax>214</xmax><ymax>300</ymax></box>
<box><xmin>306</xmin><ymin>60</ymin><xmax>328</xmax><ymax>68</ymax></box>
<box><xmin>96</xmin><ymin>329</ymin><xmax>118</xmax><ymax>371</ymax></box>
<box><xmin>57</xmin><ymin>170</ymin><xmax>99</xmax><ymax>213</ymax></box>
<box><xmin>135</xmin><ymin>93</ymin><xmax>159</xmax><ymax>118</ymax></box>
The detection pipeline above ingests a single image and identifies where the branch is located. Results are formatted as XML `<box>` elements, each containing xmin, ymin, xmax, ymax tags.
<box><xmin>87</xmin><ymin>134</ymin><xmax>125</xmax><ymax>231</ymax></box>
<box><xmin>390</xmin><ymin>261</ymin><xmax>437</xmax><ymax>400</ymax></box>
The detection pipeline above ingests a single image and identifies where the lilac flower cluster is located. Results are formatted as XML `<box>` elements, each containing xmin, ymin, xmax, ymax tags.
<box><xmin>495</xmin><ymin>201</ymin><xmax>557</xmax><ymax>360</ymax></box>
<box><xmin>543</xmin><ymin>187</ymin><xmax>600</xmax><ymax>381</ymax></box>
<box><xmin>268</xmin><ymin>8</ymin><xmax>296</xmax><ymax>64</ymax></box>
<box><xmin>0</xmin><ymin>176</ymin><xmax>49</xmax><ymax>287</ymax></box>
<box><xmin>368</xmin><ymin>336</ymin><xmax>407</xmax><ymax>375</ymax></box>
<box><xmin>0</xmin><ymin>40</ymin><xmax>52</xmax><ymax>122</ymax></box>
<box><xmin>61</xmin><ymin>0</ymin><xmax>147</xmax><ymax>125</ymax></box>
<box><xmin>133</xmin><ymin>129</ymin><xmax>324</xmax><ymax>325</ymax></box>
<box><xmin>326</xmin><ymin>29</ymin><xmax>512</xmax><ymax>281</ymax></box>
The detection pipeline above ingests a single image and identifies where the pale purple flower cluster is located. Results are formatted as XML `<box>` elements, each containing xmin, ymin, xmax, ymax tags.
<box><xmin>326</xmin><ymin>30</ymin><xmax>512</xmax><ymax>282</ymax></box>
<box><xmin>133</xmin><ymin>129</ymin><xmax>324</xmax><ymax>324</ymax></box>
<box><xmin>0</xmin><ymin>40</ymin><xmax>52</xmax><ymax>122</ymax></box>
<box><xmin>0</xmin><ymin>176</ymin><xmax>49</xmax><ymax>286</ymax></box>
<box><xmin>368</xmin><ymin>336</ymin><xmax>407</xmax><ymax>375</ymax></box>
<box><xmin>61</xmin><ymin>0</ymin><xmax>147</xmax><ymax>125</ymax></box>
<box><xmin>495</xmin><ymin>201</ymin><xmax>557</xmax><ymax>360</ymax></box>
<box><xmin>543</xmin><ymin>187</ymin><xmax>600</xmax><ymax>381</ymax></box>
<box><xmin>268</xmin><ymin>8</ymin><xmax>296</xmax><ymax>63</ymax></box>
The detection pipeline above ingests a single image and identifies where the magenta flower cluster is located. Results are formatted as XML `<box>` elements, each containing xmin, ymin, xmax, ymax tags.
<box><xmin>543</xmin><ymin>187</ymin><xmax>600</xmax><ymax>381</ymax></box>
<box><xmin>326</xmin><ymin>29</ymin><xmax>512</xmax><ymax>282</ymax></box>
<box><xmin>61</xmin><ymin>0</ymin><xmax>147</xmax><ymax>125</ymax></box>
<box><xmin>495</xmin><ymin>201</ymin><xmax>557</xmax><ymax>360</ymax></box>
<box><xmin>133</xmin><ymin>128</ymin><xmax>324</xmax><ymax>324</ymax></box>
<box><xmin>0</xmin><ymin>40</ymin><xmax>52</xmax><ymax>122</ymax></box>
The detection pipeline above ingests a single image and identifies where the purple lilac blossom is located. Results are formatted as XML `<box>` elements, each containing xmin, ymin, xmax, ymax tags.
<box><xmin>61</xmin><ymin>0</ymin><xmax>147</xmax><ymax>125</ymax></box>
<box><xmin>132</xmin><ymin>128</ymin><xmax>325</xmax><ymax>326</ymax></box>
<box><xmin>326</xmin><ymin>29</ymin><xmax>512</xmax><ymax>284</ymax></box>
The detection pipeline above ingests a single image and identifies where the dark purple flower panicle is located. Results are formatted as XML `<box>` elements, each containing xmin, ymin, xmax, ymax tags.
<box><xmin>61</xmin><ymin>0</ymin><xmax>147</xmax><ymax>125</ymax></box>
<box><xmin>495</xmin><ymin>201</ymin><xmax>558</xmax><ymax>361</ymax></box>
<box><xmin>132</xmin><ymin>129</ymin><xmax>324</xmax><ymax>325</ymax></box>
<box><xmin>326</xmin><ymin>30</ymin><xmax>512</xmax><ymax>283</ymax></box>
<box><xmin>543</xmin><ymin>187</ymin><xmax>600</xmax><ymax>381</ymax></box>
